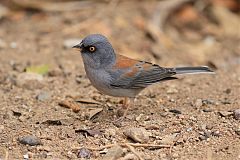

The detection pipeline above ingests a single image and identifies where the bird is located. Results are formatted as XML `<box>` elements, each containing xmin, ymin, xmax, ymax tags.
<box><xmin>73</xmin><ymin>34</ymin><xmax>214</xmax><ymax>118</ymax></box>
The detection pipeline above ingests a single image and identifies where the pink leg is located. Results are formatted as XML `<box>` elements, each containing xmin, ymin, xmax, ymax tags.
<box><xmin>115</xmin><ymin>97</ymin><xmax>134</xmax><ymax>121</ymax></box>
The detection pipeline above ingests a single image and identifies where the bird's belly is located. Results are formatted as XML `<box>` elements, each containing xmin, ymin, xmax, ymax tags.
<box><xmin>85</xmin><ymin>68</ymin><xmax>140</xmax><ymax>97</ymax></box>
<box><xmin>101</xmin><ymin>88</ymin><xmax>140</xmax><ymax>97</ymax></box>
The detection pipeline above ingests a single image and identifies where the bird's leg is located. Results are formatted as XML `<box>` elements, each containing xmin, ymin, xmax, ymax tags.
<box><xmin>122</xmin><ymin>97</ymin><xmax>135</xmax><ymax>118</ymax></box>
<box><xmin>122</xmin><ymin>97</ymin><xmax>129</xmax><ymax>109</ymax></box>
<box><xmin>122</xmin><ymin>97</ymin><xmax>130</xmax><ymax>117</ymax></box>
<box><xmin>115</xmin><ymin>97</ymin><xmax>134</xmax><ymax>122</ymax></box>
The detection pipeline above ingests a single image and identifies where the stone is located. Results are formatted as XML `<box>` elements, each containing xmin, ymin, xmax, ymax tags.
<box><xmin>218</xmin><ymin>111</ymin><xmax>233</xmax><ymax>117</ymax></box>
<box><xmin>169</xmin><ymin>109</ymin><xmax>181</xmax><ymax>114</ymax></box>
<box><xmin>18</xmin><ymin>135</ymin><xmax>42</xmax><ymax>146</ymax></box>
<box><xmin>135</xmin><ymin>113</ymin><xmax>144</xmax><ymax>121</ymax></box>
<box><xmin>123</xmin><ymin>127</ymin><xmax>150</xmax><ymax>143</ymax></box>
<box><xmin>77</xmin><ymin>148</ymin><xmax>91</xmax><ymax>159</ymax></box>
<box><xmin>10</xmin><ymin>42</ymin><xmax>17</xmax><ymax>48</ymax></box>
<box><xmin>23</xmin><ymin>154</ymin><xmax>29</xmax><ymax>159</ymax></box>
<box><xmin>159</xmin><ymin>133</ymin><xmax>178</xmax><ymax>145</ymax></box>
<box><xmin>167</xmin><ymin>87</ymin><xmax>178</xmax><ymax>94</ymax></box>
<box><xmin>36</xmin><ymin>91</ymin><xmax>51</xmax><ymax>101</ymax></box>
<box><xmin>104</xmin><ymin>128</ymin><xmax>116</xmax><ymax>137</ymax></box>
<box><xmin>194</xmin><ymin>99</ymin><xmax>203</xmax><ymax>107</ymax></box>
<box><xmin>235</xmin><ymin>127</ymin><xmax>240</xmax><ymax>135</ymax></box>
<box><xmin>103</xmin><ymin>145</ymin><xmax>123</xmax><ymax>160</ymax></box>
<box><xmin>233</xmin><ymin>109</ymin><xmax>240</xmax><ymax>120</ymax></box>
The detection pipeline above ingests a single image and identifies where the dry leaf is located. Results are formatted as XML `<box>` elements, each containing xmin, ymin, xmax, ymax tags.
<box><xmin>86</xmin><ymin>108</ymin><xmax>103</xmax><ymax>120</ymax></box>
<box><xmin>75</xmin><ymin>128</ymin><xmax>102</xmax><ymax>137</ymax></box>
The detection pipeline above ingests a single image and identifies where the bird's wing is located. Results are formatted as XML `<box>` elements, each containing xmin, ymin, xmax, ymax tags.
<box><xmin>110</xmin><ymin>55</ymin><xmax>177</xmax><ymax>89</ymax></box>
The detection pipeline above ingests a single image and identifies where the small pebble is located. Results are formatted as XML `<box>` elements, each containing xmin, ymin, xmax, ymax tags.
<box><xmin>123</xmin><ymin>127</ymin><xmax>150</xmax><ymax>143</ymax></box>
<box><xmin>159</xmin><ymin>133</ymin><xmax>178</xmax><ymax>145</ymax></box>
<box><xmin>160</xmin><ymin>153</ymin><xmax>167</xmax><ymax>158</ymax></box>
<box><xmin>167</xmin><ymin>87</ymin><xmax>178</xmax><ymax>94</ymax></box>
<box><xmin>202</xmin><ymin>99</ymin><xmax>215</xmax><ymax>105</ymax></box>
<box><xmin>10</xmin><ymin>42</ymin><xmax>17</xmax><ymax>48</ymax></box>
<box><xmin>169</xmin><ymin>109</ymin><xmax>181</xmax><ymax>114</ymax></box>
<box><xmin>105</xmin><ymin>128</ymin><xmax>116</xmax><ymax>137</ymax></box>
<box><xmin>235</xmin><ymin>127</ymin><xmax>240</xmax><ymax>135</ymax></box>
<box><xmin>202</xmin><ymin>108</ymin><xmax>213</xmax><ymax>112</ymax></box>
<box><xmin>36</xmin><ymin>91</ymin><xmax>51</xmax><ymax>101</ymax></box>
<box><xmin>204</xmin><ymin>130</ymin><xmax>211</xmax><ymax>138</ymax></box>
<box><xmin>18</xmin><ymin>135</ymin><xmax>42</xmax><ymax>146</ymax></box>
<box><xmin>224</xmin><ymin>88</ymin><xmax>231</xmax><ymax>94</ymax></box>
<box><xmin>145</xmin><ymin>124</ymin><xmax>159</xmax><ymax>130</ymax></box>
<box><xmin>37</xmin><ymin>146</ymin><xmax>51</xmax><ymax>152</ymax></box>
<box><xmin>77</xmin><ymin>148</ymin><xmax>91</xmax><ymax>159</ymax></box>
<box><xmin>172</xmin><ymin>153</ymin><xmax>179</xmax><ymax>158</ymax></box>
<box><xmin>104</xmin><ymin>145</ymin><xmax>123</xmax><ymax>160</ymax></box>
<box><xmin>218</xmin><ymin>111</ymin><xmax>233</xmax><ymax>117</ymax></box>
<box><xmin>199</xmin><ymin>135</ymin><xmax>207</xmax><ymax>141</ymax></box>
<box><xmin>199</xmin><ymin>130</ymin><xmax>211</xmax><ymax>140</ymax></box>
<box><xmin>23</xmin><ymin>154</ymin><xmax>29</xmax><ymax>160</ymax></box>
<box><xmin>233</xmin><ymin>109</ymin><xmax>240</xmax><ymax>120</ymax></box>
<box><xmin>135</xmin><ymin>113</ymin><xmax>144</xmax><ymax>121</ymax></box>
<box><xmin>194</xmin><ymin>99</ymin><xmax>203</xmax><ymax>107</ymax></box>
<box><xmin>212</xmin><ymin>130</ymin><xmax>220</xmax><ymax>137</ymax></box>
<box><xmin>221</xmin><ymin>98</ymin><xmax>231</xmax><ymax>104</ymax></box>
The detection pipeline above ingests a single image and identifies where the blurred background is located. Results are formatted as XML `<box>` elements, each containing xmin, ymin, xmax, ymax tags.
<box><xmin>0</xmin><ymin>0</ymin><xmax>240</xmax><ymax>159</ymax></box>
<box><xmin>0</xmin><ymin>0</ymin><xmax>239</xmax><ymax>70</ymax></box>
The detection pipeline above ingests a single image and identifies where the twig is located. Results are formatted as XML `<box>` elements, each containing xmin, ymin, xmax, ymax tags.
<box><xmin>73</xmin><ymin>144</ymin><xmax>115</xmax><ymax>151</ymax></box>
<box><xmin>127</xmin><ymin>143</ymin><xmax>170</xmax><ymax>149</ymax></box>
<box><xmin>125</xmin><ymin>143</ymin><xmax>144</xmax><ymax>160</ymax></box>
<box><xmin>72</xmin><ymin>143</ymin><xmax>170</xmax><ymax>151</ymax></box>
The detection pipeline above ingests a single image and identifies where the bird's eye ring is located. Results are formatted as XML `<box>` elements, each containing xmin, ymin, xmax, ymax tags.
<box><xmin>89</xmin><ymin>46</ymin><xmax>96</xmax><ymax>52</ymax></box>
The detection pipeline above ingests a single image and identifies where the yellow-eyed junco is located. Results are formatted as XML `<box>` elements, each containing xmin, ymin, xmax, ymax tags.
<box><xmin>73</xmin><ymin>34</ymin><xmax>214</xmax><ymax>117</ymax></box>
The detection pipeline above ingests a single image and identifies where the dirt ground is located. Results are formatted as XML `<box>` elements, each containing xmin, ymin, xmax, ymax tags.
<box><xmin>0</xmin><ymin>0</ymin><xmax>240</xmax><ymax>159</ymax></box>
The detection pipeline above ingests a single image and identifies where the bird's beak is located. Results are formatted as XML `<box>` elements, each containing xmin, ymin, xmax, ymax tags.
<box><xmin>72</xmin><ymin>42</ymin><xmax>83</xmax><ymax>51</ymax></box>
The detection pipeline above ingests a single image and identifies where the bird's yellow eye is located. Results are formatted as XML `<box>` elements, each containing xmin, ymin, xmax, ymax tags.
<box><xmin>89</xmin><ymin>46</ymin><xmax>96</xmax><ymax>52</ymax></box>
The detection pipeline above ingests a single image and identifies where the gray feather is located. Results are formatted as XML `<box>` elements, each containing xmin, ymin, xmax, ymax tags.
<box><xmin>175</xmin><ymin>66</ymin><xmax>214</xmax><ymax>75</ymax></box>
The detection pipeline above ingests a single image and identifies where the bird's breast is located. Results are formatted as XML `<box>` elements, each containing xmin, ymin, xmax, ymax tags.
<box><xmin>84</xmin><ymin>67</ymin><xmax>113</xmax><ymax>93</ymax></box>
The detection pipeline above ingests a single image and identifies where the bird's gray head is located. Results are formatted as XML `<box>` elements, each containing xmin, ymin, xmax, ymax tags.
<box><xmin>73</xmin><ymin>34</ymin><xmax>116</xmax><ymax>69</ymax></box>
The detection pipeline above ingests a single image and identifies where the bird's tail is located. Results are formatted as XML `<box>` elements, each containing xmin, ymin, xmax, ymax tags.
<box><xmin>175</xmin><ymin>66</ymin><xmax>214</xmax><ymax>75</ymax></box>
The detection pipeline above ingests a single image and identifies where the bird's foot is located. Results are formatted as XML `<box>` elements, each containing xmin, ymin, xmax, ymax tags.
<box><xmin>113</xmin><ymin>107</ymin><xmax>128</xmax><ymax>125</ymax></box>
